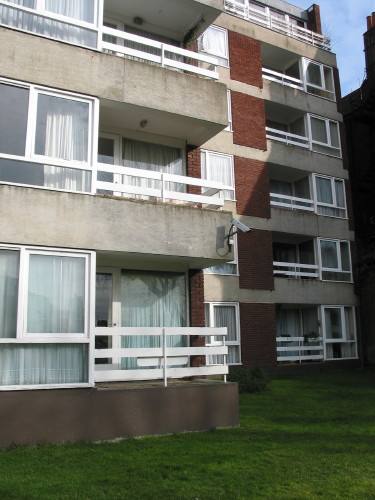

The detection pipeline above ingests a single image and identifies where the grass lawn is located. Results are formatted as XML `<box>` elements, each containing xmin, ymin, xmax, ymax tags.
<box><xmin>1</xmin><ymin>369</ymin><xmax>375</xmax><ymax>499</ymax></box>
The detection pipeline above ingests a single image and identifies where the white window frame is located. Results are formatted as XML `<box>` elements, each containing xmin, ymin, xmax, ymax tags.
<box><xmin>198</xmin><ymin>25</ymin><xmax>229</xmax><ymax>68</ymax></box>
<box><xmin>318</xmin><ymin>238</ymin><xmax>353</xmax><ymax>283</ymax></box>
<box><xmin>0</xmin><ymin>0</ymin><xmax>100</xmax><ymax>48</ymax></box>
<box><xmin>205</xmin><ymin>302</ymin><xmax>241</xmax><ymax>365</ymax></box>
<box><xmin>226</xmin><ymin>90</ymin><xmax>233</xmax><ymax>132</ymax></box>
<box><xmin>321</xmin><ymin>306</ymin><xmax>358</xmax><ymax>360</ymax></box>
<box><xmin>201</xmin><ymin>149</ymin><xmax>235</xmax><ymax>201</ymax></box>
<box><xmin>307</xmin><ymin>114</ymin><xmax>342</xmax><ymax>158</ymax></box>
<box><xmin>0</xmin><ymin>243</ymin><xmax>96</xmax><ymax>391</ymax></box>
<box><xmin>312</xmin><ymin>174</ymin><xmax>348</xmax><ymax>219</ymax></box>
<box><xmin>302</xmin><ymin>58</ymin><xmax>336</xmax><ymax>101</ymax></box>
<box><xmin>0</xmin><ymin>77</ymin><xmax>98</xmax><ymax>194</ymax></box>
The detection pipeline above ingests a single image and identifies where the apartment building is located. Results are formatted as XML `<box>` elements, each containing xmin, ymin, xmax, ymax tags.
<box><xmin>342</xmin><ymin>12</ymin><xmax>375</xmax><ymax>365</ymax></box>
<box><xmin>0</xmin><ymin>0</ymin><xmax>358</xmax><ymax>446</ymax></box>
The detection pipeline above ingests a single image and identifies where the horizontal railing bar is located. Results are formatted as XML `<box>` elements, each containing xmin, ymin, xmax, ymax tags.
<box><xmin>277</xmin><ymin>355</ymin><xmax>324</xmax><ymax>362</ymax></box>
<box><xmin>95</xmin><ymin>346</ymin><xmax>227</xmax><ymax>359</ymax></box>
<box><xmin>97</xmin><ymin>163</ymin><xmax>162</xmax><ymax>180</ymax></box>
<box><xmin>162</xmin><ymin>190</ymin><xmax>223</xmax><ymax>207</ymax></box>
<box><xmin>273</xmin><ymin>261</ymin><xmax>318</xmax><ymax>269</ymax></box>
<box><xmin>277</xmin><ymin>346</ymin><xmax>323</xmax><ymax>352</ymax></box>
<box><xmin>271</xmin><ymin>201</ymin><xmax>315</xmax><ymax>211</ymax></box>
<box><xmin>277</xmin><ymin>337</ymin><xmax>323</xmax><ymax>342</ymax></box>
<box><xmin>262</xmin><ymin>67</ymin><xmax>303</xmax><ymax>86</ymax></box>
<box><xmin>266</xmin><ymin>127</ymin><xmax>309</xmax><ymax>142</ymax></box>
<box><xmin>95</xmin><ymin>327</ymin><xmax>227</xmax><ymax>336</ymax></box>
<box><xmin>270</xmin><ymin>192</ymin><xmax>313</xmax><ymax>204</ymax></box>
<box><xmin>96</xmin><ymin>181</ymin><xmax>161</xmax><ymax>198</ymax></box>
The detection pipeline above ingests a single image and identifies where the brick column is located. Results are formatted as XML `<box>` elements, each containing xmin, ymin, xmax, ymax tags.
<box><xmin>189</xmin><ymin>270</ymin><xmax>205</xmax><ymax>367</ymax></box>
<box><xmin>307</xmin><ymin>4</ymin><xmax>322</xmax><ymax>34</ymax></box>
<box><xmin>240</xmin><ymin>303</ymin><xmax>277</xmax><ymax>369</ymax></box>
<box><xmin>234</xmin><ymin>157</ymin><xmax>270</xmax><ymax>218</ymax></box>
<box><xmin>231</xmin><ymin>92</ymin><xmax>267</xmax><ymax>150</ymax></box>
<box><xmin>186</xmin><ymin>145</ymin><xmax>201</xmax><ymax>195</ymax></box>
<box><xmin>238</xmin><ymin>229</ymin><xmax>274</xmax><ymax>290</ymax></box>
<box><xmin>228</xmin><ymin>31</ymin><xmax>262</xmax><ymax>88</ymax></box>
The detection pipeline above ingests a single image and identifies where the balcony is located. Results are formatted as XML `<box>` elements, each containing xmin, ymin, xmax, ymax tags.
<box><xmin>273</xmin><ymin>236</ymin><xmax>318</xmax><ymax>280</ymax></box>
<box><xmin>95</xmin><ymin>327</ymin><xmax>228</xmax><ymax>384</ymax></box>
<box><xmin>224</xmin><ymin>0</ymin><xmax>330</xmax><ymax>51</ymax></box>
<box><xmin>265</xmin><ymin>101</ymin><xmax>342</xmax><ymax>158</ymax></box>
<box><xmin>262</xmin><ymin>44</ymin><xmax>336</xmax><ymax>101</ymax></box>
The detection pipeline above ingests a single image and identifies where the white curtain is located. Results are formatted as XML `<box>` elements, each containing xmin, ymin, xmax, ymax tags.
<box><xmin>0</xmin><ymin>3</ymin><xmax>96</xmax><ymax>47</ymax></box>
<box><xmin>310</xmin><ymin>117</ymin><xmax>327</xmax><ymax>143</ymax></box>
<box><xmin>44</xmin><ymin>0</ymin><xmax>95</xmax><ymax>23</ymax></box>
<box><xmin>200</xmin><ymin>26</ymin><xmax>228</xmax><ymax>66</ymax></box>
<box><xmin>201</xmin><ymin>152</ymin><xmax>234</xmax><ymax>200</ymax></box>
<box><xmin>27</xmin><ymin>255</ymin><xmax>86</xmax><ymax>334</ymax></box>
<box><xmin>335</xmin><ymin>180</ymin><xmax>345</xmax><ymax>207</ymax></box>
<box><xmin>35</xmin><ymin>94</ymin><xmax>91</xmax><ymax>191</ymax></box>
<box><xmin>277</xmin><ymin>309</ymin><xmax>300</xmax><ymax>359</ymax></box>
<box><xmin>324</xmin><ymin>308</ymin><xmax>342</xmax><ymax>340</ymax></box>
<box><xmin>0</xmin><ymin>250</ymin><xmax>19</xmax><ymax>339</ymax></box>
<box><xmin>120</xmin><ymin>271</ymin><xmax>187</xmax><ymax>369</ymax></box>
<box><xmin>0</xmin><ymin>344</ymin><xmax>87</xmax><ymax>386</ymax></box>
<box><xmin>215</xmin><ymin>305</ymin><xmax>239</xmax><ymax>365</ymax></box>
<box><xmin>122</xmin><ymin>138</ymin><xmax>184</xmax><ymax>196</ymax></box>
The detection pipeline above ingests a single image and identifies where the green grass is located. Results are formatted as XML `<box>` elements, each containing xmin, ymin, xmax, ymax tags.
<box><xmin>1</xmin><ymin>369</ymin><xmax>375</xmax><ymax>499</ymax></box>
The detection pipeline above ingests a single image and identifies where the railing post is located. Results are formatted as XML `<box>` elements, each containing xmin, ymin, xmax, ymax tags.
<box><xmin>163</xmin><ymin>327</ymin><xmax>168</xmax><ymax>388</ymax></box>
<box><xmin>161</xmin><ymin>173</ymin><xmax>165</xmax><ymax>201</ymax></box>
<box><xmin>223</xmin><ymin>334</ymin><xmax>227</xmax><ymax>383</ymax></box>
<box><xmin>161</xmin><ymin>43</ymin><xmax>165</xmax><ymax>67</ymax></box>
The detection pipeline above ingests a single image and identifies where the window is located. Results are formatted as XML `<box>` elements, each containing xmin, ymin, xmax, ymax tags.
<box><xmin>226</xmin><ymin>90</ymin><xmax>233</xmax><ymax>132</ymax></box>
<box><xmin>205</xmin><ymin>303</ymin><xmax>241</xmax><ymax>365</ymax></box>
<box><xmin>319</xmin><ymin>239</ymin><xmax>352</xmax><ymax>282</ymax></box>
<box><xmin>205</xmin><ymin>234</ymin><xmax>238</xmax><ymax>275</ymax></box>
<box><xmin>198</xmin><ymin>26</ymin><xmax>229</xmax><ymax>67</ymax></box>
<box><xmin>308</xmin><ymin>115</ymin><xmax>341</xmax><ymax>157</ymax></box>
<box><xmin>0</xmin><ymin>78</ymin><xmax>95</xmax><ymax>193</ymax></box>
<box><xmin>0</xmin><ymin>245</ymin><xmax>92</xmax><ymax>389</ymax></box>
<box><xmin>201</xmin><ymin>150</ymin><xmax>235</xmax><ymax>201</ymax></box>
<box><xmin>313</xmin><ymin>175</ymin><xmax>347</xmax><ymax>218</ymax></box>
<box><xmin>322</xmin><ymin>306</ymin><xmax>358</xmax><ymax>360</ymax></box>
<box><xmin>304</xmin><ymin>59</ymin><xmax>335</xmax><ymax>101</ymax></box>
<box><xmin>0</xmin><ymin>0</ymin><xmax>98</xmax><ymax>48</ymax></box>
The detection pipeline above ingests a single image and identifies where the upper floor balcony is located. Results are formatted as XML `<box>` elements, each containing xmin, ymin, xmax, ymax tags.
<box><xmin>224</xmin><ymin>0</ymin><xmax>331</xmax><ymax>51</ymax></box>
<box><xmin>265</xmin><ymin>101</ymin><xmax>342</xmax><ymax>158</ymax></box>
<box><xmin>262</xmin><ymin>43</ymin><xmax>336</xmax><ymax>102</ymax></box>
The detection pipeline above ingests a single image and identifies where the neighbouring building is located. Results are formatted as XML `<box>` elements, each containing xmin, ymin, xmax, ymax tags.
<box><xmin>0</xmin><ymin>0</ymin><xmax>358</xmax><ymax>446</ymax></box>
<box><xmin>342</xmin><ymin>12</ymin><xmax>375</xmax><ymax>365</ymax></box>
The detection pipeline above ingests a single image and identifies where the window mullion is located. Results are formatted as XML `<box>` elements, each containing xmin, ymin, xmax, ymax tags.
<box><xmin>16</xmin><ymin>248</ymin><xmax>28</xmax><ymax>340</ymax></box>
<box><xmin>25</xmin><ymin>85</ymin><xmax>37</xmax><ymax>160</ymax></box>
<box><xmin>336</xmin><ymin>240</ymin><xmax>342</xmax><ymax>272</ymax></box>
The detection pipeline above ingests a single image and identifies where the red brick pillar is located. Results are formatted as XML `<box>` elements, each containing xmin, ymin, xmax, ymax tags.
<box><xmin>240</xmin><ymin>303</ymin><xmax>277</xmax><ymax>369</ymax></box>
<box><xmin>238</xmin><ymin>230</ymin><xmax>274</xmax><ymax>290</ymax></box>
<box><xmin>231</xmin><ymin>92</ymin><xmax>267</xmax><ymax>150</ymax></box>
<box><xmin>234</xmin><ymin>157</ymin><xmax>270</xmax><ymax>218</ymax></box>
<box><xmin>189</xmin><ymin>270</ymin><xmax>205</xmax><ymax>367</ymax></box>
<box><xmin>228</xmin><ymin>31</ymin><xmax>262</xmax><ymax>88</ymax></box>
<box><xmin>186</xmin><ymin>145</ymin><xmax>201</xmax><ymax>195</ymax></box>
<box><xmin>307</xmin><ymin>4</ymin><xmax>322</xmax><ymax>34</ymax></box>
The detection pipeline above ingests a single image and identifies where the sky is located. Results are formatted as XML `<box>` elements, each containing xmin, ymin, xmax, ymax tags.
<box><xmin>297</xmin><ymin>0</ymin><xmax>375</xmax><ymax>96</ymax></box>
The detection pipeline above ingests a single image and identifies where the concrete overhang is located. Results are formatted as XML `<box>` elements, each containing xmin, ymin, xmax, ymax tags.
<box><xmin>0</xmin><ymin>28</ymin><xmax>228</xmax><ymax>146</ymax></box>
<box><xmin>0</xmin><ymin>186</ymin><xmax>234</xmax><ymax>269</ymax></box>
<box><xmin>104</xmin><ymin>0</ymin><xmax>224</xmax><ymax>42</ymax></box>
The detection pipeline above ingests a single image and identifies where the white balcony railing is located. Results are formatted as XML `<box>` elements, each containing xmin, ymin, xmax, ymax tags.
<box><xmin>270</xmin><ymin>193</ymin><xmax>315</xmax><ymax>212</ymax></box>
<box><xmin>101</xmin><ymin>26</ymin><xmax>219</xmax><ymax>80</ymax></box>
<box><xmin>273</xmin><ymin>261</ymin><xmax>319</xmax><ymax>279</ymax></box>
<box><xmin>262</xmin><ymin>68</ymin><xmax>304</xmax><ymax>91</ymax></box>
<box><xmin>266</xmin><ymin>127</ymin><xmax>310</xmax><ymax>148</ymax></box>
<box><xmin>276</xmin><ymin>336</ymin><xmax>324</xmax><ymax>363</ymax></box>
<box><xmin>94</xmin><ymin>327</ymin><xmax>228</xmax><ymax>385</ymax></box>
<box><xmin>225</xmin><ymin>0</ymin><xmax>331</xmax><ymax>51</ymax></box>
<box><xmin>95</xmin><ymin>163</ymin><xmax>232</xmax><ymax>209</ymax></box>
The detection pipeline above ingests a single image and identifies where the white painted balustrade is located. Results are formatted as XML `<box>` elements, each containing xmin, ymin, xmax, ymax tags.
<box><xmin>273</xmin><ymin>261</ymin><xmax>319</xmax><ymax>278</ymax></box>
<box><xmin>94</xmin><ymin>327</ymin><xmax>228</xmax><ymax>386</ymax></box>
<box><xmin>262</xmin><ymin>68</ymin><xmax>304</xmax><ymax>91</ymax></box>
<box><xmin>95</xmin><ymin>163</ymin><xmax>232</xmax><ymax>209</ymax></box>
<box><xmin>270</xmin><ymin>193</ymin><xmax>315</xmax><ymax>212</ymax></box>
<box><xmin>266</xmin><ymin>127</ymin><xmax>310</xmax><ymax>148</ymax></box>
<box><xmin>101</xmin><ymin>26</ymin><xmax>219</xmax><ymax>80</ymax></box>
<box><xmin>225</xmin><ymin>0</ymin><xmax>331</xmax><ymax>51</ymax></box>
<box><xmin>276</xmin><ymin>336</ymin><xmax>324</xmax><ymax>363</ymax></box>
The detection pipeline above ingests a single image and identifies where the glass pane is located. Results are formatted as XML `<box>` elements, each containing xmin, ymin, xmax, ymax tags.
<box><xmin>324</xmin><ymin>66</ymin><xmax>334</xmax><ymax>92</ymax></box>
<box><xmin>44</xmin><ymin>0</ymin><xmax>95</xmax><ymax>23</ymax></box>
<box><xmin>35</xmin><ymin>94</ymin><xmax>89</xmax><ymax>162</ymax></box>
<box><xmin>335</xmin><ymin>180</ymin><xmax>345</xmax><ymax>208</ymax></box>
<box><xmin>306</xmin><ymin>62</ymin><xmax>322</xmax><ymax>87</ymax></box>
<box><xmin>0</xmin><ymin>83</ymin><xmax>29</xmax><ymax>156</ymax></box>
<box><xmin>0</xmin><ymin>5</ymin><xmax>97</xmax><ymax>47</ymax></box>
<box><xmin>214</xmin><ymin>305</ymin><xmax>237</xmax><ymax>342</ymax></box>
<box><xmin>0</xmin><ymin>344</ymin><xmax>88</xmax><ymax>386</ymax></box>
<box><xmin>329</xmin><ymin>122</ymin><xmax>340</xmax><ymax>148</ymax></box>
<box><xmin>325</xmin><ymin>308</ymin><xmax>343</xmax><ymax>340</ymax></box>
<box><xmin>345</xmin><ymin>307</ymin><xmax>355</xmax><ymax>341</ymax></box>
<box><xmin>97</xmin><ymin>137</ymin><xmax>115</xmax><ymax>186</ymax></box>
<box><xmin>6</xmin><ymin>0</ymin><xmax>36</xmax><ymax>6</ymax></box>
<box><xmin>320</xmin><ymin>240</ymin><xmax>338</xmax><ymax>269</ymax></box>
<box><xmin>340</xmin><ymin>242</ymin><xmax>351</xmax><ymax>272</ymax></box>
<box><xmin>27</xmin><ymin>254</ymin><xmax>86</xmax><ymax>334</ymax></box>
<box><xmin>201</xmin><ymin>26</ymin><xmax>227</xmax><ymax>61</ymax></box>
<box><xmin>316</xmin><ymin>177</ymin><xmax>333</xmax><ymax>204</ymax></box>
<box><xmin>0</xmin><ymin>250</ymin><xmax>19</xmax><ymax>339</ymax></box>
<box><xmin>202</xmin><ymin>152</ymin><xmax>234</xmax><ymax>200</ymax></box>
<box><xmin>95</xmin><ymin>273</ymin><xmax>113</xmax><ymax>328</ymax></box>
<box><xmin>0</xmin><ymin>158</ymin><xmax>91</xmax><ymax>192</ymax></box>
<box><xmin>310</xmin><ymin>117</ymin><xmax>328</xmax><ymax>143</ymax></box>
